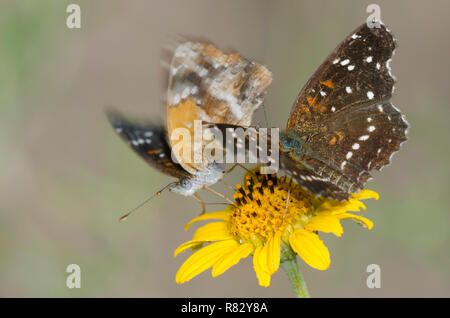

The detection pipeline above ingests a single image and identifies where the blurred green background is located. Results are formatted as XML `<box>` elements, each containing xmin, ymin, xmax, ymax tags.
<box><xmin>1</xmin><ymin>0</ymin><xmax>449</xmax><ymax>297</ymax></box>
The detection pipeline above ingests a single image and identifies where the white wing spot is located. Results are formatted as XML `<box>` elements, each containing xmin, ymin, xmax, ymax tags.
<box><xmin>172</xmin><ymin>94</ymin><xmax>181</xmax><ymax>105</ymax></box>
<box><xmin>376</xmin><ymin>62</ymin><xmax>381</xmax><ymax>70</ymax></box>
<box><xmin>341</xmin><ymin>59</ymin><xmax>350</xmax><ymax>66</ymax></box>
<box><xmin>340</xmin><ymin>161</ymin><xmax>347</xmax><ymax>170</ymax></box>
<box><xmin>367</xmin><ymin>117</ymin><xmax>372</xmax><ymax>122</ymax></box>
<box><xmin>333</xmin><ymin>58</ymin><xmax>340</xmax><ymax>64</ymax></box>
<box><xmin>346</xmin><ymin>86</ymin><xmax>352</xmax><ymax>94</ymax></box>
<box><xmin>386</xmin><ymin>59</ymin><xmax>394</xmax><ymax>78</ymax></box>
<box><xmin>367</xmin><ymin>91</ymin><xmax>374</xmax><ymax>100</ymax></box>
<box><xmin>352</xmin><ymin>143</ymin><xmax>360</xmax><ymax>150</ymax></box>
<box><xmin>366</xmin><ymin>56</ymin><xmax>373</xmax><ymax>63</ymax></box>
<box><xmin>320</xmin><ymin>91</ymin><xmax>326</xmax><ymax>96</ymax></box>
<box><xmin>377</xmin><ymin>104</ymin><xmax>384</xmax><ymax>112</ymax></box>
<box><xmin>359</xmin><ymin>135</ymin><xmax>370</xmax><ymax>141</ymax></box>
<box><xmin>368</xmin><ymin>125</ymin><xmax>376</xmax><ymax>132</ymax></box>
<box><xmin>181</xmin><ymin>87</ymin><xmax>190</xmax><ymax>99</ymax></box>
<box><xmin>346</xmin><ymin>152</ymin><xmax>353</xmax><ymax>160</ymax></box>
<box><xmin>348</xmin><ymin>65</ymin><xmax>355</xmax><ymax>71</ymax></box>
<box><xmin>331</xmin><ymin>106</ymin><xmax>336</xmax><ymax>112</ymax></box>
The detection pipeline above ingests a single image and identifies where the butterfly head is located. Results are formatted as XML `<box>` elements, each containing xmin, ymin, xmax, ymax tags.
<box><xmin>170</xmin><ymin>163</ymin><xmax>224</xmax><ymax>196</ymax></box>
<box><xmin>279</xmin><ymin>131</ymin><xmax>310</xmax><ymax>157</ymax></box>
<box><xmin>170</xmin><ymin>177</ymin><xmax>195</xmax><ymax>196</ymax></box>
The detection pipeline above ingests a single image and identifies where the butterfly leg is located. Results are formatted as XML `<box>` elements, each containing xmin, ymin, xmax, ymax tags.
<box><xmin>192</xmin><ymin>193</ymin><xmax>229</xmax><ymax>215</ymax></box>
<box><xmin>220</xmin><ymin>180</ymin><xmax>236</xmax><ymax>192</ymax></box>
<box><xmin>193</xmin><ymin>193</ymin><xmax>206</xmax><ymax>214</ymax></box>
<box><xmin>204</xmin><ymin>186</ymin><xmax>234</xmax><ymax>205</ymax></box>
<box><xmin>219</xmin><ymin>163</ymin><xmax>259</xmax><ymax>192</ymax></box>
<box><xmin>222</xmin><ymin>163</ymin><xmax>251</xmax><ymax>178</ymax></box>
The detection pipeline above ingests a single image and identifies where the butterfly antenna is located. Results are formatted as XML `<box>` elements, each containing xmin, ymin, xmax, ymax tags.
<box><xmin>118</xmin><ymin>182</ymin><xmax>177</xmax><ymax>223</ymax></box>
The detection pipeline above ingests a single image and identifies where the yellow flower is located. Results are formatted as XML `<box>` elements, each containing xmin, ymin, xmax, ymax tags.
<box><xmin>174</xmin><ymin>168</ymin><xmax>378</xmax><ymax>287</ymax></box>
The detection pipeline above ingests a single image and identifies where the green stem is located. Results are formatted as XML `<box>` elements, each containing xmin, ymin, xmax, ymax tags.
<box><xmin>280</xmin><ymin>244</ymin><xmax>310</xmax><ymax>298</ymax></box>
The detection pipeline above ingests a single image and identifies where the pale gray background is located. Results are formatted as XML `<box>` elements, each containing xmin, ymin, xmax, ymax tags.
<box><xmin>1</xmin><ymin>0</ymin><xmax>449</xmax><ymax>297</ymax></box>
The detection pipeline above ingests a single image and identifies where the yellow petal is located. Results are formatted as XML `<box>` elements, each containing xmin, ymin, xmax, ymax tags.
<box><xmin>212</xmin><ymin>243</ymin><xmax>253</xmax><ymax>277</ymax></box>
<box><xmin>316</xmin><ymin>190</ymin><xmax>379</xmax><ymax>214</ymax></box>
<box><xmin>289</xmin><ymin>229</ymin><xmax>330</xmax><ymax>270</ymax></box>
<box><xmin>258</xmin><ymin>242</ymin><xmax>270</xmax><ymax>273</ymax></box>
<box><xmin>253</xmin><ymin>246</ymin><xmax>271</xmax><ymax>287</ymax></box>
<box><xmin>351</xmin><ymin>189</ymin><xmax>379</xmax><ymax>200</ymax></box>
<box><xmin>175</xmin><ymin>239</ymin><xmax>238</xmax><ymax>284</ymax></box>
<box><xmin>305</xmin><ymin>214</ymin><xmax>344</xmax><ymax>237</ymax></box>
<box><xmin>321</xmin><ymin>200</ymin><xmax>366</xmax><ymax>215</ymax></box>
<box><xmin>346</xmin><ymin>199</ymin><xmax>368</xmax><ymax>211</ymax></box>
<box><xmin>339</xmin><ymin>213</ymin><xmax>374</xmax><ymax>230</ymax></box>
<box><xmin>174</xmin><ymin>240</ymin><xmax>204</xmax><ymax>257</ymax></box>
<box><xmin>184</xmin><ymin>207</ymin><xmax>233</xmax><ymax>230</ymax></box>
<box><xmin>193</xmin><ymin>222</ymin><xmax>233</xmax><ymax>241</ymax></box>
<box><xmin>266</xmin><ymin>232</ymin><xmax>281</xmax><ymax>273</ymax></box>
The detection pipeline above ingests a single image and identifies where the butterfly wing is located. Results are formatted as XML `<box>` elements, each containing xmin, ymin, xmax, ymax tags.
<box><xmin>107</xmin><ymin>110</ymin><xmax>190</xmax><ymax>180</ymax></box>
<box><xmin>282</xmin><ymin>23</ymin><xmax>408</xmax><ymax>198</ymax></box>
<box><xmin>280</xmin><ymin>151</ymin><xmax>350</xmax><ymax>200</ymax></box>
<box><xmin>287</xmin><ymin>23</ymin><xmax>397</xmax><ymax>131</ymax></box>
<box><xmin>166</xmin><ymin>41</ymin><xmax>272</xmax><ymax>174</ymax></box>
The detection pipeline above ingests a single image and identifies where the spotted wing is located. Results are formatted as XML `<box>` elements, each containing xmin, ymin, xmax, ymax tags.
<box><xmin>309</xmin><ymin>101</ymin><xmax>407</xmax><ymax>190</ymax></box>
<box><xmin>107</xmin><ymin>111</ymin><xmax>189</xmax><ymax>180</ymax></box>
<box><xmin>202</xmin><ymin>123</ymin><xmax>277</xmax><ymax>169</ymax></box>
<box><xmin>166</xmin><ymin>41</ymin><xmax>272</xmax><ymax>174</ymax></box>
<box><xmin>279</xmin><ymin>152</ymin><xmax>350</xmax><ymax>200</ymax></box>
<box><xmin>287</xmin><ymin>23</ymin><xmax>396</xmax><ymax>132</ymax></box>
<box><xmin>283</xmin><ymin>23</ymin><xmax>408</xmax><ymax>197</ymax></box>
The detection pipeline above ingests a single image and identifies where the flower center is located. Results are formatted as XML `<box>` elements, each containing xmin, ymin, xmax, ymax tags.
<box><xmin>229</xmin><ymin>171</ymin><xmax>314</xmax><ymax>245</ymax></box>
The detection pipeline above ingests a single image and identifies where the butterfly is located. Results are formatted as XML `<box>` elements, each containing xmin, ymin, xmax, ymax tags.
<box><xmin>107</xmin><ymin>41</ymin><xmax>272</xmax><ymax>211</ymax></box>
<box><xmin>278</xmin><ymin>22</ymin><xmax>408</xmax><ymax>200</ymax></box>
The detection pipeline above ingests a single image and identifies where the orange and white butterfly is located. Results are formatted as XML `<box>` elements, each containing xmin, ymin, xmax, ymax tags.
<box><xmin>108</xmin><ymin>41</ymin><xmax>272</xmax><ymax>208</ymax></box>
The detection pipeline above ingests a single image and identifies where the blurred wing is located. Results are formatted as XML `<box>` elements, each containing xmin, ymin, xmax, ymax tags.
<box><xmin>282</xmin><ymin>23</ymin><xmax>408</xmax><ymax>197</ymax></box>
<box><xmin>209</xmin><ymin>123</ymin><xmax>352</xmax><ymax>200</ymax></box>
<box><xmin>166</xmin><ymin>41</ymin><xmax>272</xmax><ymax>173</ymax></box>
<box><xmin>204</xmin><ymin>123</ymin><xmax>275</xmax><ymax>168</ymax></box>
<box><xmin>280</xmin><ymin>152</ymin><xmax>350</xmax><ymax>200</ymax></box>
<box><xmin>107</xmin><ymin>110</ymin><xmax>189</xmax><ymax>180</ymax></box>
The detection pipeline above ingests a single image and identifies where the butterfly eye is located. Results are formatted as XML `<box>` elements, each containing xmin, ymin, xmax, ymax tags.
<box><xmin>180</xmin><ymin>178</ymin><xmax>192</xmax><ymax>190</ymax></box>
